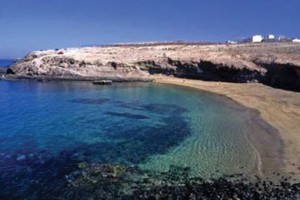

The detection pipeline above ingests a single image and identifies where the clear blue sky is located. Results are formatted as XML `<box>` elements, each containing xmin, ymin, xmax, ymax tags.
<box><xmin>1</xmin><ymin>0</ymin><xmax>300</xmax><ymax>58</ymax></box>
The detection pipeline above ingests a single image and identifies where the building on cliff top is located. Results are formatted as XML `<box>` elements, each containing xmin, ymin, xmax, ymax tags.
<box><xmin>239</xmin><ymin>35</ymin><xmax>264</xmax><ymax>43</ymax></box>
<box><xmin>238</xmin><ymin>34</ymin><xmax>297</xmax><ymax>43</ymax></box>
<box><xmin>267</xmin><ymin>34</ymin><xmax>275</xmax><ymax>39</ymax></box>
<box><xmin>226</xmin><ymin>40</ymin><xmax>237</xmax><ymax>44</ymax></box>
<box><xmin>251</xmin><ymin>35</ymin><xmax>264</xmax><ymax>43</ymax></box>
<box><xmin>292</xmin><ymin>38</ymin><xmax>300</xmax><ymax>43</ymax></box>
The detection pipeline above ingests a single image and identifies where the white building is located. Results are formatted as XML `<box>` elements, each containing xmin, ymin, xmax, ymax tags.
<box><xmin>251</xmin><ymin>35</ymin><xmax>263</xmax><ymax>43</ymax></box>
<box><xmin>226</xmin><ymin>40</ymin><xmax>237</xmax><ymax>44</ymax></box>
<box><xmin>267</xmin><ymin>34</ymin><xmax>275</xmax><ymax>39</ymax></box>
<box><xmin>292</xmin><ymin>38</ymin><xmax>300</xmax><ymax>43</ymax></box>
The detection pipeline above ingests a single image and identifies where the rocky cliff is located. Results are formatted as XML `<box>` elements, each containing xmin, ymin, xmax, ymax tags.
<box><xmin>8</xmin><ymin>42</ymin><xmax>300</xmax><ymax>91</ymax></box>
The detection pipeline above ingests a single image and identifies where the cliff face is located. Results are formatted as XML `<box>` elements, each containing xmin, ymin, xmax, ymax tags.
<box><xmin>9</xmin><ymin>42</ymin><xmax>300</xmax><ymax>91</ymax></box>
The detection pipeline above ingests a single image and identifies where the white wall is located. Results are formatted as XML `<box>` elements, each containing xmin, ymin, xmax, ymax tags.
<box><xmin>268</xmin><ymin>35</ymin><xmax>275</xmax><ymax>39</ymax></box>
<box><xmin>292</xmin><ymin>39</ymin><xmax>300</xmax><ymax>43</ymax></box>
<box><xmin>252</xmin><ymin>35</ymin><xmax>263</xmax><ymax>43</ymax></box>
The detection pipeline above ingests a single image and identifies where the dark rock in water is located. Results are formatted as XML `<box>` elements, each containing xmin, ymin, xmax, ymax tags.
<box><xmin>1</xmin><ymin>149</ymin><xmax>300</xmax><ymax>200</ymax></box>
<box><xmin>104</xmin><ymin>111</ymin><xmax>149</xmax><ymax>119</ymax></box>
<box><xmin>120</xmin><ymin>104</ymin><xmax>142</xmax><ymax>112</ymax></box>
<box><xmin>115</xmin><ymin>102</ymin><xmax>145</xmax><ymax>111</ymax></box>
<box><xmin>77</xmin><ymin>162</ymin><xmax>127</xmax><ymax>178</ymax></box>
<box><xmin>58</xmin><ymin>163</ymin><xmax>300</xmax><ymax>200</ymax></box>
<box><xmin>93</xmin><ymin>80</ymin><xmax>112</xmax><ymax>85</ymax></box>
<box><xmin>69</xmin><ymin>98</ymin><xmax>111</xmax><ymax>105</ymax></box>
<box><xmin>6</xmin><ymin>68</ymin><xmax>15</xmax><ymax>75</ymax></box>
<box><xmin>142</xmin><ymin>103</ymin><xmax>187</xmax><ymax>115</ymax></box>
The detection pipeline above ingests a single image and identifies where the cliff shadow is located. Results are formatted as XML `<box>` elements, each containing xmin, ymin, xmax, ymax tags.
<box><xmin>258</xmin><ymin>63</ymin><xmax>300</xmax><ymax>92</ymax></box>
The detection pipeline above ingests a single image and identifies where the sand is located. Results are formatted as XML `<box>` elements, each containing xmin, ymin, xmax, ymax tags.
<box><xmin>155</xmin><ymin>76</ymin><xmax>300</xmax><ymax>179</ymax></box>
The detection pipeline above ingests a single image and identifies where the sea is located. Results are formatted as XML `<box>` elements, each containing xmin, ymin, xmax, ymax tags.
<box><xmin>0</xmin><ymin>59</ymin><xmax>15</xmax><ymax>68</ymax></box>
<box><xmin>0</xmin><ymin>79</ymin><xmax>277</xmax><ymax>198</ymax></box>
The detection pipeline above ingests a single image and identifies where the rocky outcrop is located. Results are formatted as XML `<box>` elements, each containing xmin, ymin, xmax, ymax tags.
<box><xmin>7</xmin><ymin>42</ymin><xmax>300</xmax><ymax>91</ymax></box>
<box><xmin>10</xmin><ymin>56</ymin><xmax>148</xmax><ymax>81</ymax></box>
<box><xmin>257</xmin><ymin>63</ymin><xmax>300</xmax><ymax>91</ymax></box>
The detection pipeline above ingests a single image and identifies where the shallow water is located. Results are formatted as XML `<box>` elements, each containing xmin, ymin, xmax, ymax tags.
<box><xmin>0</xmin><ymin>80</ymin><xmax>273</xmax><ymax>196</ymax></box>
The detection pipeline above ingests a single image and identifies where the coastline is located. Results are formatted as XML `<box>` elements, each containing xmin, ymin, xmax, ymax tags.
<box><xmin>1</xmin><ymin>75</ymin><xmax>154</xmax><ymax>82</ymax></box>
<box><xmin>154</xmin><ymin>76</ymin><xmax>300</xmax><ymax>179</ymax></box>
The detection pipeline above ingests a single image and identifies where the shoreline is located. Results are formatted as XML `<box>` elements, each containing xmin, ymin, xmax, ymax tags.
<box><xmin>157</xmin><ymin>79</ymin><xmax>283</xmax><ymax>177</ymax></box>
<box><xmin>243</xmin><ymin>108</ymin><xmax>284</xmax><ymax>177</ymax></box>
<box><xmin>1</xmin><ymin>76</ymin><xmax>299</xmax><ymax>178</ymax></box>
<box><xmin>1</xmin><ymin>75</ymin><xmax>154</xmax><ymax>82</ymax></box>
<box><xmin>154</xmin><ymin>76</ymin><xmax>300</xmax><ymax>179</ymax></box>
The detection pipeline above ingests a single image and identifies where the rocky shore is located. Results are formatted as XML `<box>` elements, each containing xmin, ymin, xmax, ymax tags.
<box><xmin>59</xmin><ymin>163</ymin><xmax>300</xmax><ymax>200</ymax></box>
<box><xmin>6</xmin><ymin>42</ymin><xmax>300</xmax><ymax>91</ymax></box>
<box><xmin>1</xmin><ymin>160</ymin><xmax>299</xmax><ymax>199</ymax></box>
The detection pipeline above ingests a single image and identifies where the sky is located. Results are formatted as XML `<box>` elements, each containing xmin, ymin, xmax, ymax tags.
<box><xmin>1</xmin><ymin>0</ymin><xmax>300</xmax><ymax>58</ymax></box>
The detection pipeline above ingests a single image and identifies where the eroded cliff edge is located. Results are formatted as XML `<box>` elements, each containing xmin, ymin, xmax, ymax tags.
<box><xmin>7</xmin><ymin>42</ymin><xmax>300</xmax><ymax>91</ymax></box>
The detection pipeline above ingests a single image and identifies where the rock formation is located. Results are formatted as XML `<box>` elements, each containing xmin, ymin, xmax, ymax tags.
<box><xmin>8</xmin><ymin>42</ymin><xmax>300</xmax><ymax>91</ymax></box>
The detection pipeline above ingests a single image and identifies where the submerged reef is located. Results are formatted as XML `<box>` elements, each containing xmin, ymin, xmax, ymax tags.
<box><xmin>62</xmin><ymin>163</ymin><xmax>300</xmax><ymax>200</ymax></box>
<box><xmin>0</xmin><ymin>152</ymin><xmax>299</xmax><ymax>199</ymax></box>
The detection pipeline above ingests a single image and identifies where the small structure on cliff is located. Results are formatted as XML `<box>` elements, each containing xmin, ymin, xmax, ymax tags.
<box><xmin>238</xmin><ymin>34</ymin><xmax>299</xmax><ymax>43</ymax></box>
<box><xmin>239</xmin><ymin>35</ymin><xmax>264</xmax><ymax>43</ymax></box>
<box><xmin>292</xmin><ymin>38</ymin><xmax>300</xmax><ymax>43</ymax></box>
<box><xmin>251</xmin><ymin>35</ymin><xmax>264</xmax><ymax>43</ymax></box>
<box><xmin>267</xmin><ymin>34</ymin><xmax>275</xmax><ymax>40</ymax></box>
<box><xmin>263</xmin><ymin>35</ymin><xmax>276</xmax><ymax>42</ymax></box>
<box><xmin>226</xmin><ymin>40</ymin><xmax>237</xmax><ymax>44</ymax></box>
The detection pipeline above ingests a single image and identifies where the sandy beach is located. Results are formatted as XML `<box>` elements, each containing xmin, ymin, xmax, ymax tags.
<box><xmin>155</xmin><ymin>76</ymin><xmax>300</xmax><ymax>179</ymax></box>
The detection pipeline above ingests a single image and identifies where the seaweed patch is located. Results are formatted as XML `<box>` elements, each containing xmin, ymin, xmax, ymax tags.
<box><xmin>69</xmin><ymin>98</ymin><xmax>111</xmax><ymax>105</ymax></box>
<box><xmin>104</xmin><ymin>111</ymin><xmax>149</xmax><ymax>119</ymax></box>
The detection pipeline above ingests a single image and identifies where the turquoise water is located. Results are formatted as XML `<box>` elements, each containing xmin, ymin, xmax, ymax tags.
<box><xmin>0</xmin><ymin>80</ymin><xmax>264</xmax><ymax>196</ymax></box>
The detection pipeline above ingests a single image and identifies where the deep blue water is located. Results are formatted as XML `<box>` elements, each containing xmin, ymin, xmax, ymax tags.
<box><xmin>0</xmin><ymin>59</ymin><xmax>15</xmax><ymax>67</ymax></box>
<box><xmin>0</xmin><ymin>80</ymin><xmax>266</xmax><ymax>198</ymax></box>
